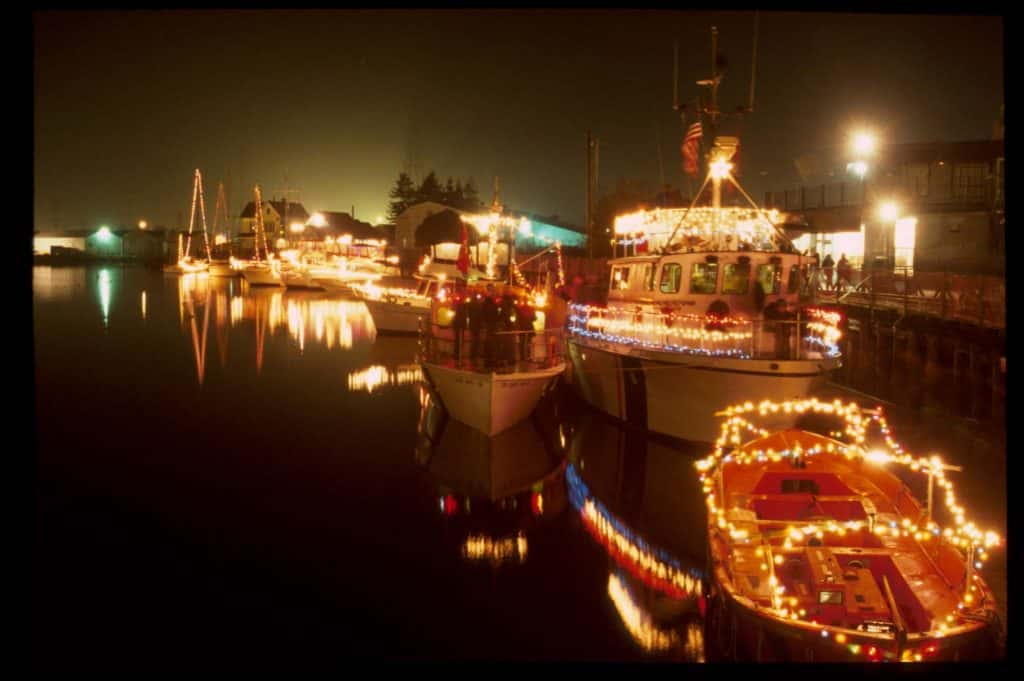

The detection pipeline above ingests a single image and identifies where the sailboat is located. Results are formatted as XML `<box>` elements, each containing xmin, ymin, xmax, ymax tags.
<box><xmin>209</xmin><ymin>181</ymin><xmax>241</xmax><ymax>277</ymax></box>
<box><xmin>240</xmin><ymin>184</ymin><xmax>284</xmax><ymax>287</ymax></box>
<box><xmin>566</xmin><ymin>26</ymin><xmax>843</xmax><ymax>444</ymax></box>
<box><xmin>164</xmin><ymin>168</ymin><xmax>212</xmax><ymax>274</ymax></box>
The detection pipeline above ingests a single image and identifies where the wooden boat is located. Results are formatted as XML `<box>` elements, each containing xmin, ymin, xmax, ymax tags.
<box><xmin>700</xmin><ymin>398</ymin><xmax>1003</xmax><ymax>662</ymax></box>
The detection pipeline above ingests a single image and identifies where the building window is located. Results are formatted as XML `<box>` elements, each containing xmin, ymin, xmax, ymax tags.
<box><xmin>688</xmin><ymin>262</ymin><xmax>717</xmax><ymax>294</ymax></box>
<box><xmin>755</xmin><ymin>264</ymin><xmax>782</xmax><ymax>295</ymax></box>
<box><xmin>954</xmin><ymin>163</ymin><xmax>987</xmax><ymax>201</ymax></box>
<box><xmin>904</xmin><ymin>163</ymin><xmax>929</xmax><ymax>197</ymax></box>
<box><xmin>660</xmin><ymin>263</ymin><xmax>683</xmax><ymax>293</ymax></box>
<box><xmin>722</xmin><ymin>262</ymin><xmax>751</xmax><ymax>294</ymax></box>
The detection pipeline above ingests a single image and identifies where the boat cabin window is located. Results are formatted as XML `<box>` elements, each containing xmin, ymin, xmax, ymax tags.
<box><xmin>788</xmin><ymin>265</ymin><xmax>801</xmax><ymax>294</ymax></box>
<box><xmin>660</xmin><ymin>263</ymin><xmax>683</xmax><ymax>294</ymax></box>
<box><xmin>611</xmin><ymin>266</ymin><xmax>631</xmax><ymax>291</ymax></box>
<box><xmin>688</xmin><ymin>262</ymin><xmax>717</xmax><ymax>294</ymax></box>
<box><xmin>818</xmin><ymin>590</ymin><xmax>844</xmax><ymax>605</ymax></box>
<box><xmin>723</xmin><ymin>262</ymin><xmax>751</xmax><ymax>294</ymax></box>
<box><xmin>756</xmin><ymin>264</ymin><xmax>782</xmax><ymax>295</ymax></box>
<box><xmin>781</xmin><ymin>479</ymin><xmax>821</xmax><ymax>494</ymax></box>
<box><xmin>642</xmin><ymin>264</ymin><xmax>656</xmax><ymax>292</ymax></box>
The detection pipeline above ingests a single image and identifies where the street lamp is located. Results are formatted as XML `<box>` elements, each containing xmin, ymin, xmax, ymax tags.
<box><xmin>878</xmin><ymin>201</ymin><xmax>900</xmax><ymax>222</ymax></box>
<box><xmin>850</xmin><ymin>131</ymin><xmax>877</xmax><ymax>157</ymax></box>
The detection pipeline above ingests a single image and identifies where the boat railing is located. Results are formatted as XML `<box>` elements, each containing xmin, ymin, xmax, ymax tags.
<box><xmin>568</xmin><ymin>304</ymin><xmax>841</xmax><ymax>361</ymax></box>
<box><xmin>419</xmin><ymin>323</ymin><xmax>566</xmax><ymax>372</ymax></box>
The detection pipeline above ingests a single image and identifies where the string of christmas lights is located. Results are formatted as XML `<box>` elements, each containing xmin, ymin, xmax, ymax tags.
<box><xmin>695</xmin><ymin>398</ymin><xmax>1001</xmax><ymax>660</ymax></box>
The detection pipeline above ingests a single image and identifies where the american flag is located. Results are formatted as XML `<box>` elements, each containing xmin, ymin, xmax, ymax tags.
<box><xmin>681</xmin><ymin>121</ymin><xmax>702</xmax><ymax>176</ymax></box>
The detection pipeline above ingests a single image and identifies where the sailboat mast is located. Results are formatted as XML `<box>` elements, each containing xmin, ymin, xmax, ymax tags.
<box><xmin>197</xmin><ymin>169</ymin><xmax>212</xmax><ymax>262</ymax></box>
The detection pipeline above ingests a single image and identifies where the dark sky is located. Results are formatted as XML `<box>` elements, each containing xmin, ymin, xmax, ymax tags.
<box><xmin>34</xmin><ymin>9</ymin><xmax>1003</xmax><ymax>232</ymax></box>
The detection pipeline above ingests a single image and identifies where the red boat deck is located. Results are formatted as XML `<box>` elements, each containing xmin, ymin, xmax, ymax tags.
<box><xmin>718</xmin><ymin>431</ymin><xmax>971</xmax><ymax>636</ymax></box>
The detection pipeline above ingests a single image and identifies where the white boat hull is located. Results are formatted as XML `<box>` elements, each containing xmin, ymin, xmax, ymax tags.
<box><xmin>421</xmin><ymin>362</ymin><xmax>566</xmax><ymax>436</ymax></box>
<box><xmin>566</xmin><ymin>337</ymin><xmax>841</xmax><ymax>444</ymax></box>
<box><xmin>208</xmin><ymin>261</ymin><xmax>239</xmax><ymax>277</ymax></box>
<box><xmin>362</xmin><ymin>297</ymin><xmax>430</xmax><ymax>334</ymax></box>
<box><xmin>163</xmin><ymin>262</ymin><xmax>209</xmax><ymax>274</ymax></box>
<box><xmin>282</xmin><ymin>269</ymin><xmax>325</xmax><ymax>290</ymax></box>
<box><xmin>242</xmin><ymin>265</ymin><xmax>283</xmax><ymax>287</ymax></box>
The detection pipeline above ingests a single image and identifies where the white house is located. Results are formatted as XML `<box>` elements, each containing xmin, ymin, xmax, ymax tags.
<box><xmin>34</xmin><ymin>231</ymin><xmax>87</xmax><ymax>254</ymax></box>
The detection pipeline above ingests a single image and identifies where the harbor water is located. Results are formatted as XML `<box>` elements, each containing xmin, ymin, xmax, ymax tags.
<box><xmin>33</xmin><ymin>265</ymin><xmax>1006</xmax><ymax>666</ymax></box>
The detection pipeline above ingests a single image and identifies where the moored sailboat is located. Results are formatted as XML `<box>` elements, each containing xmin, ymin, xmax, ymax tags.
<box><xmin>241</xmin><ymin>184</ymin><xmax>283</xmax><ymax>287</ymax></box>
<box><xmin>164</xmin><ymin>168</ymin><xmax>212</xmax><ymax>274</ymax></box>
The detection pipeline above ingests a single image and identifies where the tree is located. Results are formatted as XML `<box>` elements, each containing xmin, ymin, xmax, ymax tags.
<box><xmin>441</xmin><ymin>177</ymin><xmax>458</xmax><ymax>206</ymax></box>
<box><xmin>454</xmin><ymin>179</ymin><xmax>465</xmax><ymax>208</ymax></box>
<box><xmin>593</xmin><ymin>177</ymin><xmax>654</xmax><ymax>258</ymax></box>
<box><xmin>460</xmin><ymin>177</ymin><xmax>482</xmax><ymax>212</ymax></box>
<box><xmin>416</xmin><ymin>171</ymin><xmax>444</xmax><ymax>205</ymax></box>
<box><xmin>387</xmin><ymin>172</ymin><xmax>417</xmax><ymax>222</ymax></box>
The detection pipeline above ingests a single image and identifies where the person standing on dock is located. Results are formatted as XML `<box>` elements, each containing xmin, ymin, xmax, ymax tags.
<box><xmin>515</xmin><ymin>297</ymin><xmax>536</xmax><ymax>363</ymax></box>
<box><xmin>822</xmin><ymin>252</ymin><xmax>835</xmax><ymax>291</ymax></box>
<box><xmin>837</xmin><ymin>253</ymin><xmax>852</xmax><ymax>291</ymax></box>
<box><xmin>452</xmin><ymin>295</ymin><xmax>468</xmax><ymax>364</ymax></box>
<box><xmin>482</xmin><ymin>285</ymin><xmax>499</xmax><ymax>367</ymax></box>
<box><xmin>468</xmin><ymin>291</ymin><xmax>484</xmax><ymax>366</ymax></box>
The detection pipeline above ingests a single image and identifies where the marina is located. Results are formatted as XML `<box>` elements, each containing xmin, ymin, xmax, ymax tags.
<box><xmin>33</xmin><ymin>8</ymin><xmax>1003</xmax><ymax>668</ymax></box>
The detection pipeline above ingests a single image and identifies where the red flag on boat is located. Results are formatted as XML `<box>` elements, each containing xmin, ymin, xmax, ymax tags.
<box><xmin>456</xmin><ymin>219</ymin><xmax>470</xmax><ymax>276</ymax></box>
<box><xmin>682</xmin><ymin>121</ymin><xmax>702</xmax><ymax>176</ymax></box>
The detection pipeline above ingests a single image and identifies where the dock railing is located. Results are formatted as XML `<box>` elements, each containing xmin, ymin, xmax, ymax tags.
<box><xmin>804</xmin><ymin>266</ymin><xmax>1005</xmax><ymax>329</ymax></box>
<box><xmin>420</xmin><ymin>321</ymin><xmax>566</xmax><ymax>373</ymax></box>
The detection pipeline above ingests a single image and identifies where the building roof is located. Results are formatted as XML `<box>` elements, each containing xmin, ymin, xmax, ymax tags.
<box><xmin>239</xmin><ymin>200</ymin><xmax>311</xmax><ymax>221</ymax></box>
<box><xmin>34</xmin><ymin>230</ymin><xmax>90</xmax><ymax>238</ymax></box>
<box><xmin>317</xmin><ymin>211</ymin><xmax>383</xmax><ymax>240</ymax></box>
<box><xmin>508</xmin><ymin>209</ymin><xmax>584</xmax><ymax>234</ymax></box>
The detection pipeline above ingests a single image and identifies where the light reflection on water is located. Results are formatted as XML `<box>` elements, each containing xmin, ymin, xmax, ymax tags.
<box><xmin>169</xmin><ymin>274</ymin><xmax>380</xmax><ymax>383</ymax></box>
<box><xmin>33</xmin><ymin>266</ymin><xmax>1003</xmax><ymax>663</ymax></box>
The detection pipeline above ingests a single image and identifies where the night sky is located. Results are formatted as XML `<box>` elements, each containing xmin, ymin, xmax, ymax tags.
<box><xmin>33</xmin><ymin>9</ymin><xmax>1003</xmax><ymax>233</ymax></box>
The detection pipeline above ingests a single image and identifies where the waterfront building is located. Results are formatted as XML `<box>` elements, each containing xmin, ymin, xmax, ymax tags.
<box><xmin>765</xmin><ymin>139</ymin><xmax>1004</xmax><ymax>276</ymax></box>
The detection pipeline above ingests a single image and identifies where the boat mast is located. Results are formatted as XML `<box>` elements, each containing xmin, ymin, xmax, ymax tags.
<box><xmin>254</xmin><ymin>184</ymin><xmax>268</xmax><ymax>263</ymax></box>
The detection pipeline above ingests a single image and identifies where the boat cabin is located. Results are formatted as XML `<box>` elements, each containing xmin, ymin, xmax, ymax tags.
<box><xmin>606</xmin><ymin>251</ymin><xmax>806</xmax><ymax>320</ymax></box>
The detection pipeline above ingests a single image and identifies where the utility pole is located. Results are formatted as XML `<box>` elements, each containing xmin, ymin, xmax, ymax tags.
<box><xmin>273</xmin><ymin>172</ymin><xmax>301</xmax><ymax>247</ymax></box>
<box><xmin>586</xmin><ymin>131</ymin><xmax>595</xmax><ymax>260</ymax></box>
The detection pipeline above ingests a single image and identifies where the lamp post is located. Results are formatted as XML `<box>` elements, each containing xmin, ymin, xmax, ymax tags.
<box><xmin>847</xmin><ymin>129</ymin><xmax>878</xmax><ymax>274</ymax></box>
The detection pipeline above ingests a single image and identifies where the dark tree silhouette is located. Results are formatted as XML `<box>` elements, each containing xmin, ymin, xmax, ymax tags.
<box><xmin>387</xmin><ymin>172</ymin><xmax>417</xmax><ymax>222</ymax></box>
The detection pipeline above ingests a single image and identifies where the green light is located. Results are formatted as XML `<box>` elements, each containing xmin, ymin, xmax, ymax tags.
<box><xmin>97</xmin><ymin>226</ymin><xmax>112</xmax><ymax>241</ymax></box>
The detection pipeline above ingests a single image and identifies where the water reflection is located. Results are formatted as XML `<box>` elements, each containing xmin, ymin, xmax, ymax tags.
<box><xmin>98</xmin><ymin>269</ymin><xmax>112</xmax><ymax>327</ymax></box>
<box><xmin>32</xmin><ymin>266</ymin><xmax>88</xmax><ymax>301</ymax></box>
<box><xmin>566</xmin><ymin>409</ymin><xmax>709</xmax><ymax>659</ymax></box>
<box><xmin>415</xmin><ymin>385</ymin><xmax>567</xmax><ymax>567</ymax></box>
<box><xmin>347</xmin><ymin>364</ymin><xmax>422</xmax><ymax>394</ymax></box>
<box><xmin>174</xmin><ymin>276</ymin><xmax>378</xmax><ymax>379</ymax></box>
